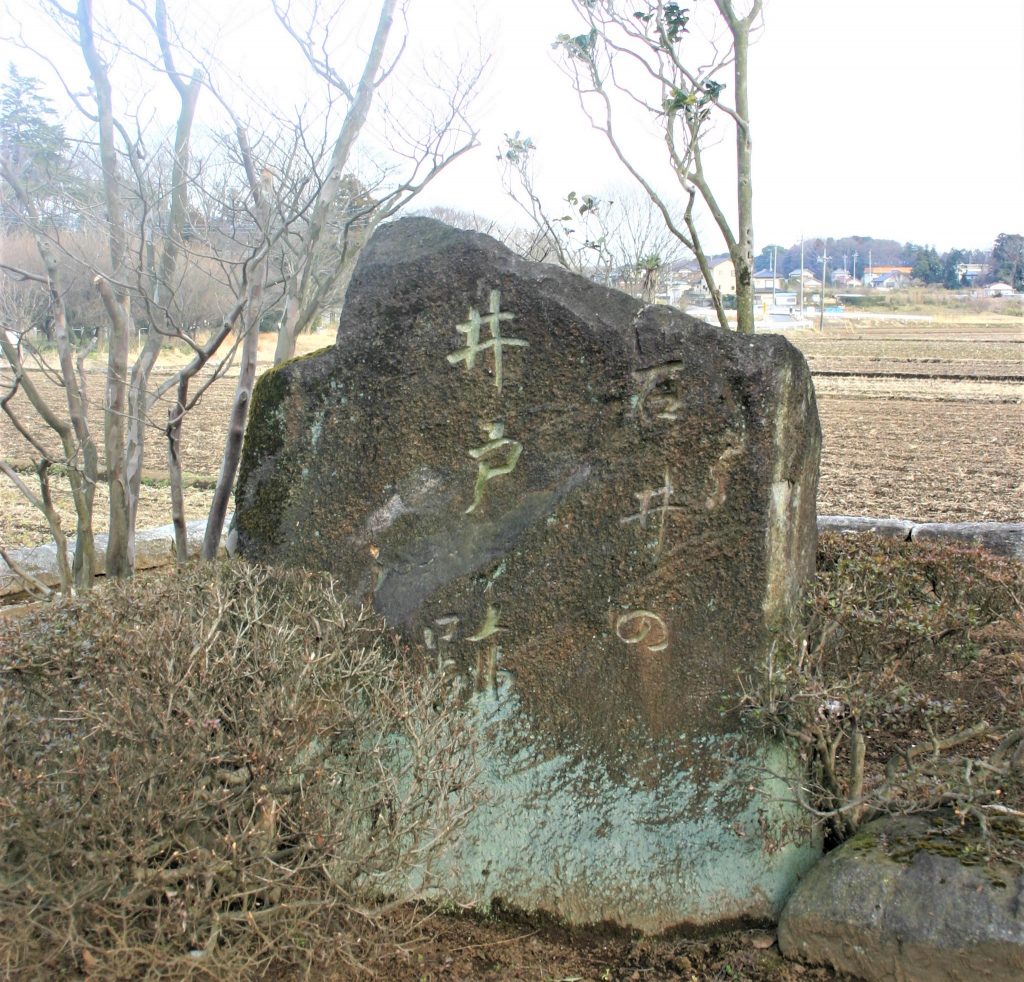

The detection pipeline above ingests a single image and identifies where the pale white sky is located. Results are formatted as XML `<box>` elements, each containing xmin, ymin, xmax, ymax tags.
<box><xmin>411</xmin><ymin>0</ymin><xmax>1024</xmax><ymax>253</ymax></box>
<box><xmin>4</xmin><ymin>0</ymin><xmax>1021</xmax><ymax>252</ymax></box>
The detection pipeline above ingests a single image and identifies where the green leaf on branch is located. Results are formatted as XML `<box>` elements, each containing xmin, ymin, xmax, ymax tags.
<box><xmin>634</xmin><ymin>3</ymin><xmax>690</xmax><ymax>45</ymax></box>
<box><xmin>662</xmin><ymin>87</ymin><xmax>697</xmax><ymax>114</ymax></box>
<box><xmin>702</xmin><ymin>79</ymin><xmax>726</xmax><ymax>102</ymax></box>
<box><xmin>501</xmin><ymin>131</ymin><xmax>535</xmax><ymax>163</ymax></box>
<box><xmin>553</xmin><ymin>28</ymin><xmax>598</xmax><ymax>61</ymax></box>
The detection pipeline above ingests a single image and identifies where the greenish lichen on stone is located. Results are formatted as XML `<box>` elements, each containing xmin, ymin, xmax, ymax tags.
<box><xmin>883</xmin><ymin>816</ymin><xmax>1020</xmax><ymax>880</ymax></box>
<box><xmin>235</xmin><ymin>363</ymin><xmax>290</xmax><ymax>493</ymax></box>
<box><xmin>234</xmin><ymin>362</ymin><xmax>305</xmax><ymax>550</ymax></box>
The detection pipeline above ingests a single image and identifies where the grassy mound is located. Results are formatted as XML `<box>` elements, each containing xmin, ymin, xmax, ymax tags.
<box><xmin>0</xmin><ymin>561</ymin><xmax>476</xmax><ymax>980</ymax></box>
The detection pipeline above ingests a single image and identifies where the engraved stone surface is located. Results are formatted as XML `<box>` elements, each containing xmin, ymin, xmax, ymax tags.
<box><xmin>234</xmin><ymin>217</ymin><xmax>823</xmax><ymax>931</ymax></box>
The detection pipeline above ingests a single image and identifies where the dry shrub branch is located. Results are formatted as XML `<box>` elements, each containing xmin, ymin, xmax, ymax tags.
<box><xmin>0</xmin><ymin>561</ymin><xmax>478</xmax><ymax>979</ymax></box>
<box><xmin>743</xmin><ymin>534</ymin><xmax>1024</xmax><ymax>854</ymax></box>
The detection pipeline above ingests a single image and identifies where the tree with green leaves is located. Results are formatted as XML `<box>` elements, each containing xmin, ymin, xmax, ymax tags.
<box><xmin>497</xmin><ymin>134</ymin><xmax>685</xmax><ymax>300</ymax></box>
<box><xmin>989</xmin><ymin>233</ymin><xmax>1023</xmax><ymax>291</ymax></box>
<box><xmin>498</xmin><ymin>132</ymin><xmax>614</xmax><ymax>274</ymax></box>
<box><xmin>554</xmin><ymin>1</ymin><xmax>763</xmax><ymax>333</ymax></box>
<box><xmin>910</xmin><ymin>245</ymin><xmax>942</xmax><ymax>285</ymax></box>
<box><xmin>941</xmin><ymin>248</ymin><xmax>967</xmax><ymax>289</ymax></box>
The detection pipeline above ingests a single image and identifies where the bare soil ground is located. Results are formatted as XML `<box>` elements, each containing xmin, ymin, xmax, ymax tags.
<box><xmin>344</xmin><ymin>908</ymin><xmax>844</xmax><ymax>981</ymax></box>
<box><xmin>2</xmin><ymin>319</ymin><xmax>1021</xmax><ymax>549</ymax></box>
<box><xmin>794</xmin><ymin>321</ymin><xmax>1023</xmax><ymax>523</ymax></box>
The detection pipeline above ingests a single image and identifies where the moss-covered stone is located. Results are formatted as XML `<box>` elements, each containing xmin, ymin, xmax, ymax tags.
<box><xmin>779</xmin><ymin>814</ymin><xmax>1024</xmax><ymax>981</ymax></box>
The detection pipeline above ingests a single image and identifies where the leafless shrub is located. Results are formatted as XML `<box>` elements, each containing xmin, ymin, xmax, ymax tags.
<box><xmin>741</xmin><ymin>534</ymin><xmax>1024</xmax><ymax>852</ymax></box>
<box><xmin>0</xmin><ymin>560</ymin><xmax>478</xmax><ymax>979</ymax></box>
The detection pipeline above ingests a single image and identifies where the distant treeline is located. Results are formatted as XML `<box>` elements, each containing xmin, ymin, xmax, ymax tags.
<box><xmin>755</xmin><ymin>234</ymin><xmax>1022</xmax><ymax>290</ymax></box>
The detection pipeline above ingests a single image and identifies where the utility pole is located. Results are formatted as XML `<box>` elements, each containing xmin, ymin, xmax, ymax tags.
<box><xmin>853</xmin><ymin>250</ymin><xmax>858</xmax><ymax>283</ymax></box>
<box><xmin>867</xmin><ymin>249</ymin><xmax>872</xmax><ymax>288</ymax></box>
<box><xmin>818</xmin><ymin>244</ymin><xmax>828</xmax><ymax>331</ymax></box>
<box><xmin>772</xmin><ymin>245</ymin><xmax>778</xmax><ymax>306</ymax></box>
<box><xmin>799</xmin><ymin>235</ymin><xmax>805</xmax><ymax>317</ymax></box>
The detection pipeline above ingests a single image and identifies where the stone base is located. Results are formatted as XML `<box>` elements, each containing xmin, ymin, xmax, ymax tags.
<box><xmin>431</xmin><ymin>693</ymin><xmax>820</xmax><ymax>932</ymax></box>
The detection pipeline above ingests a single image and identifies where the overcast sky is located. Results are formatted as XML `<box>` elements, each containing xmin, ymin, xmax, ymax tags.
<box><xmin>410</xmin><ymin>0</ymin><xmax>1024</xmax><ymax>252</ymax></box>
<box><xmin>4</xmin><ymin>0</ymin><xmax>1021</xmax><ymax>253</ymax></box>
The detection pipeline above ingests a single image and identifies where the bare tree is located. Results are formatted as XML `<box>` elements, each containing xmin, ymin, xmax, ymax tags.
<box><xmin>495</xmin><ymin>133</ymin><xmax>685</xmax><ymax>301</ymax></box>
<box><xmin>416</xmin><ymin>204</ymin><xmax>504</xmax><ymax>239</ymax></box>
<box><xmin>554</xmin><ymin>1</ymin><xmax>763</xmax><ymax>333</ymax></box>
<box><xmin>1</xmin><ymin>0</ymin><xmax>483</xmax><ymax>586</ymax></box>
<box><xmin>200</xmin><ymin>0</ymin><xmax>482</xmax><ymax>556</ymax></box>
<box><xmin>603</xmin><ymin>185</ymin><xmax>686</xmax><ymax>301</ymax></box>
<box><xmin>498</xmin><ymin>132</ymin><xmax>614</xmax><ymax>274</ymax></box>
<box><xmin>1</xmin><ymin>156</ymin><xmax>99</xmax><ymax>589</ymax></box>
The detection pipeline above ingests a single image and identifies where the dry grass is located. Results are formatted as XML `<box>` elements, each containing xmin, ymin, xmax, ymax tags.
<box><xmin>0</xmin><ymin>561</ymin><xmax>477</xmax><ymax>979</ymax></box>
<box><xmin>741</xmin><ymin>533</ymin><xmax>1024</xmax><ymax>854</ymax></box>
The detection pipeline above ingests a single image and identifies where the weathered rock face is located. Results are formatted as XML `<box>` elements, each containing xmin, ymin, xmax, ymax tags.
<box><xmin>235</xmin><ymin>217</ymin><xmax>822</xmax><ymax>930</ymax></box>
<box><xmin>779</xmin><ymin>815</ymin><xmax>1024</xmax><ymax>982</ymax></box>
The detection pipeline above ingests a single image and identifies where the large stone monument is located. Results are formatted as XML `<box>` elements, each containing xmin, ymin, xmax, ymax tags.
<box><xmin>235</xmin><ymin>217</ymin><xmax>822</xmax><ymax>931</ymax></box>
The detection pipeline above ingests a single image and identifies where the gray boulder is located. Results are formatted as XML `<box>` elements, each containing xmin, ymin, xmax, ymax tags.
<box><xmin>779</xmin><ymin>815</ymin><xmax>1024</xmax><ymax>981</ymax></box>
<box><xmin>235</xmin><ymin>217</ymin><xmax>823</xmax><ymax>930</ymax></box>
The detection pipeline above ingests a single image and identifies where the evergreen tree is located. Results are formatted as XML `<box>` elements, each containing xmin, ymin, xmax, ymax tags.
<box><xmin>941</xmin><ymin>248</ymin><xmax>967</xmax><ymax>289</ymax></box>
<box><xmin>909</xmin><ymin>245</ymin><xmax>942</xmax><ymax>284</ymax></box>
<box><xmin>990</xmin><ymin>233</ymin><xmax>1024</xmax><ymax>290</ymax></box>
<box><xmin>0</xmin><ymin>64</ymin><xmax>69</xmax><ymax>228</ymax></box>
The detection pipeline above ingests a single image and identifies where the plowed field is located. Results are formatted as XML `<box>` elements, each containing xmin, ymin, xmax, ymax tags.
<box><xmin>2</xmin><ymin>320</ymin><xmax>1022</xmax><ymax>549</ymax></box>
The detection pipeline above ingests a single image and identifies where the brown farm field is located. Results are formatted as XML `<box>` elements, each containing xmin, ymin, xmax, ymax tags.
<box><xmin>2</xmin><ymin>318</ymin><xmax>1022</xmax><ymax>549</ymax></box>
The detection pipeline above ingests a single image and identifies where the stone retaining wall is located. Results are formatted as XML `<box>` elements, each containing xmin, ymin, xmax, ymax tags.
<box><xmin>817</xmin><ymin>516</ymin><xmax>1024</xmax><ymax>561</ymax></box>
<box><xmin>0</xmin><ymin>520</ymin><xmax>216</xmax><ymax>603</ymax></box>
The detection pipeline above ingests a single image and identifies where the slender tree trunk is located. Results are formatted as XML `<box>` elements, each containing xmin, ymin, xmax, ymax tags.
<box><xmin>718</xmin><ymin>0</ymin><xmax>759</xmax><ymax>335</ymax></box>
<box><xmin>273</xmin><ymin>288</ymin><xmax>300</xmax><ymax>364</ymax></box>
<box><xmin>125</xmin><ymin>70</ymin><xmax>201</xmax><ymax>566</ymax></box>
<box><xmin>37</xmin><ymin>462</ymin><xmax>73</xmax><ymax>594</ymax></box>
<box><xmin>283</xmin><ymin>0</ymin><xmax>397</xmax><ymax>354</ymax></box>
<box><xmin>168</xmin><ymin>377</ymin><xmax>190</xmax><ymax>563</ymax></box>
<box><xmin>0</xmin><ymin>156</ymin><xmax>98</xmax><ymax>587</ymax></box>
<box><xmin>0</xmin><ymin>460</ymin><xmax>72</xmax><ymax>594</ymax></box>
<box><xmin>78</xmin><ymin>0</ymin><xmax>135</xmax><ymax>575</ymax></box>
<box><xmin>104</xmin><ymin>304</ymin><xmax>132</xmax><ymax>575</ymax></box>
<box><xmin>159</xmin><ymin>305</ymin><xmax>243</xmax><ymax>561</ymax></box>
<box><xmin>202</xmin><ymin>187</ymin><xmax>271</xmax><ymax>560</ymax></box>
<box><xmin>201</xmin><ymin>296</ymin><xmax>263</xmax><ymax>560</ymax></box>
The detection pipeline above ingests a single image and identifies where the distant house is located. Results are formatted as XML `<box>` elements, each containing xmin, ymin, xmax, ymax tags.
<box><xmin>869</xmin><ymin>269</ymin><xmax>911</xmax><ymax>289</ymax></box>
<box><xmin>831</xmin><ymin>270</ymin><xmax>858</xmax><ymax>287</ymax></box>
<box><xmin>788</xmin><ymin>268</ymin><xmax>820</xmax><ymax>286</ymax></box>
<box><xmin>863</xmin><ymin>264</ymin><xmax>912</xmax><ymax>289</ymax></box>
<box><xmin>987</xmin><ymin>282</ymin><xmax>1015</xmax><ymax>297</ymax></box>
<box><xmin>664</xmin><ymin>266</ymin><xmax>705</xmax><ymax>306</ymax></box>
<box><xmin>665</xmin><ymin>254</ymin><xmax>735</xmax><ymax>303</ymax></box>
<box><xmin>752</xmin><ymin>269</ymin><xmax>784</xmax><ymax>292</ymax></box>
<box><xmin>956</xmin><ymin>262</ymin><xmax>989</xmax><ymax>284</ymax></box>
